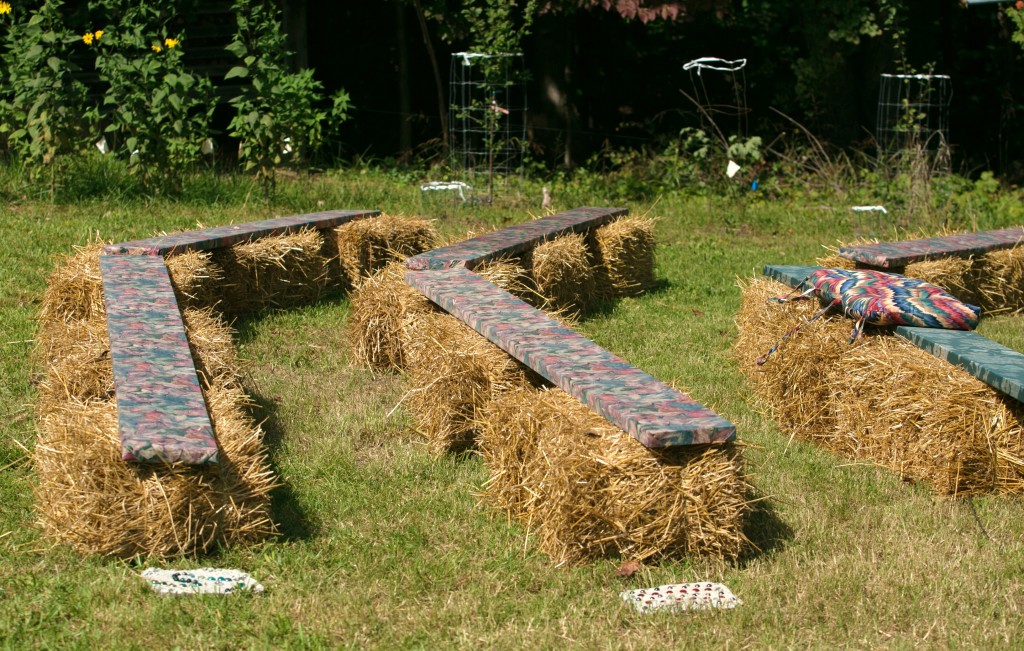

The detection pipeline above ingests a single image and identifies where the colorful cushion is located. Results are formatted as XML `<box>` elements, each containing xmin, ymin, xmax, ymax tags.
<box><xmin>757</xmin><ymin>268</ymin><xmax>981</xmax><ymax>365</ymax></box>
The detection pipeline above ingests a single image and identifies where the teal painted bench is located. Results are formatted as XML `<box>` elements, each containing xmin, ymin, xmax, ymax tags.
<box><xmin>764</xmin><ymin>264</ymin><xmax>1024</xmax><ymax>404</ymax></box>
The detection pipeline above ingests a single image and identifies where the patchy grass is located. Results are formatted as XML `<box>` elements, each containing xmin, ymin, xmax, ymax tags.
<box><xmin>2</xmin><ymin>175</ymin><xmax>1024</xmax><ymax>648</ymax></box>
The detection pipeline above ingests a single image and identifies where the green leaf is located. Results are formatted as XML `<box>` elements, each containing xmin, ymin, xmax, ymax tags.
<box><xmin>225</xmin><ymin>66</ymin><xmax>249</xmax><ymax>80</ymax></box>
<box><xmin>225</xmin><ymin>41</ymin><xmax>247</xmax><ymax>58</ymax></box>
<box><xmin>46</xmin><ymin>57</ymin><xmax>61</xmax><ymax>73</ymax></box>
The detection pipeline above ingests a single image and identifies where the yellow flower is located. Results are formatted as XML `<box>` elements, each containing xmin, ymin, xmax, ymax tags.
<box><xmin>151</xmin><ymin>44</ymin><xmax>162</xmax><ymax>53</ymax></box>
<box><xmin>0</xmin><ymin>2</ymin><xmax>11</xmax><ymax>16</ymax></box>
<box><xmin>82</xmin><ymin>32</ymin><xmax>94</xmax><ymax>45</ymax></box>
<box><xmin>94</xmin><ymin>30</ymin><xmax>103</xmax><ymax>41</ymax></box>
<box><xmin>164</xmin><ymin>37</ymin><xmax>179</xmax><ymax>49</ymax></box>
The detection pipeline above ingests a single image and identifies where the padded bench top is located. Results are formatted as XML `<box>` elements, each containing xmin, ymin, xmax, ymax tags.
<box><xmin>838</xmin><ymin>227</ymin><xmax>1024</xmax><ymax>268</ymax></box>
<box><xmin>101</xmin><ymin>255</ymin><xmax>219</xmax><ymax>464</ymax></box>
<box><xmin>406</xmin><ymin>267</ymin><xmax>736</xmax><ymax>447</ymax></box>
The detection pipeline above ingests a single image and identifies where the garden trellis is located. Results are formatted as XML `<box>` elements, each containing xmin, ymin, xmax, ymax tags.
<box><xmin>683</xmin><ymin>57</ymin><xmax>749</xmax><ymax>144</ymax></box>
<box><xmin>876</xmin><ymin>73</ymin><xmax>952</xmax><ymax>169</ymax></box>
<box><xmin>448</xmin><ymin>52</ymin><xmax>527</xmax><ymax>203</ymax></box>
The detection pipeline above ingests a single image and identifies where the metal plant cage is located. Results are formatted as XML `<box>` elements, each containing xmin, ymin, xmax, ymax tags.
<box><xmin>683</xmin><ymin>57</ymin><xmax>750</xmax><ymax>142</ymax></box>
<box><xmin>449</xmin><ymin>52</ymin><xmax>527</xmax><ymax>201</ymax></box>
<box><xmin>876</xmin><ymin>73</ymin><xmax>952</xmax><ymax>169</ymax></box>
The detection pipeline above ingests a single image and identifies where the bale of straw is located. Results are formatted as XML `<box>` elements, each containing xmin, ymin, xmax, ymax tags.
<box><xmin>347</xmin><ymin>261</ymin><xmax>436</xmax><ymax>372</ymax></box>
<box><xmin>735</xmin><ymin>275</ymin><xmax>1024</xmax><ymax>495</ymax></box>
<box><xmin>328</xmin><ymin>214</ymin><xmax>439</xmax><ymax>288</ymax></box>
<box><xmin>973</xmin><ymin>245</ymin><xmax>1024</xmax><ymax>314</ymax></box>
<box><xmin>590</xmin><ymin>216</ymin><xmax>657</xmax><ymax>298</ymax></box>
<box><xmin>480</xmin><ymin>388</ymin><xmax>748</xmax><ymax>565</ymax></box>
<box><xmin>529</xmin><ymin>233</ymin><xmax>596</xmax><ymax>316</ymax></box>
<box><xmin>165</xmin><ymin>250</ymin><xmax>225</xmax><ymax>311</ymax></box>
<box><xmin>34</xmin><ymin>381</ymin><xmax>277</xmax><ymax>558</ymax></box>
<box><xmin>900</xmin><ymin>256</ymin><xmax>978</xmax><ymax>305</ymax></box>
<box><xmin>403</xmin><ymin>311</ymin><xmax>540</xmax><ymax>453</ymax></box>
<box><xmin>180</xmin><ymin>306</ymin><xmax>239</xmax><ymax>389</ymax></box>
<box><xmin>213</xmin><ymin>228</ymin><xmax>330</xmax><ymax>315</ymax></box>
<box><xmin>34</xmin><ymin>315</ymin><xmax>113</xmax><ymax>406</ymax></box>
<box><xmin>38</xmin><ymin>241</ymin><xmax>107</xmax><ymax>325</ymax></box>
<box><xmin>734</xmin><ymin>276</ymin><xmax>854</xmax><ymax>441</ymax></box>
<box><xmin>826</xmin><ymin>336</ymin><xmax>1024</xmax><ymax>495</ymax></box>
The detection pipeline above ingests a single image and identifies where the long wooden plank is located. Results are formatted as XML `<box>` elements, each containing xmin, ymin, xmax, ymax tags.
<box><xmin>838</xmin><ymin>226</ymin><xmax>1024</xmax><ymax>268</ymax></box>
<box><xmin>103</xmin><ymin>209</ymin><xmax>380</xmax><ymax>256</ymax></box>
<box><xmin>406</xmin><ymin>267</ymin><xmax>735</xmax><ymax>447</ymax></box>
<box><xmin>101</xmin><ymin>255</ymin><xmax>219</xmax><ymax>464</ymax></box>
<box><xmin>405</xmin><ymin>206</ymin><xmax>626</xmax><ymax>270</ymax></box>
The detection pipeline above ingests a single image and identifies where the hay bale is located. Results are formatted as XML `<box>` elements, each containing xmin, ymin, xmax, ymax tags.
<box><xmin>973</xmin><ymin>245</ymin><xmax>1024</xmax><ymax>314</ymax></box>
<box><xmin>735</xmin><ymin>275</ymin><xmax>1024</xmax><ymax>495</ymax></box>
<box><xmin>38</xmin><ymin>241</ymin><xmax>106</xmax><ymax>325</ymax></box>
<box><xmin>403</xmin><ymin>311</ymin><xmax>540</xmax><ymax>453</ymax></box>
<box><xmin>903</xmin><ymin>256</ymin><xmax>978</xmax><ymax>305</ymax></box>
<box><xmin>213</xmin><ymin>228</ymin><xmax>330</xmax><ymax>315</ymax></box>
<box><xmin>329</xmin><ymin>214</ymin><xmax>439</xmax><ymax>288</ymax></box>
<box><xmin>530</xmin><ymin>233</ymin><xmax>596</xmax><ymax>316</ymax></box>
<box><xmin>347</xmin><ymin>261</ymin><xmax>436</xmax><ymax>372</ymax></box>
<box><xmin>33</xmin><ymin>380</ymin><xmax>277</xmax><ymax>558</ymax></box>
<box><xmin>480</xmin><ymin>387</ymin><xmax>749</xmax><ymax>565</ymax></box>
<box><xmin>590</xmin><ymin>216</ymin><xmax>657</xmax><ymax>298</ymax></box>
<box><xmin>34</xmin><ymin>315</ymin><xmax>113</xmax><ymax>406</ymax></box>
<box><xmin>165</xmin><ymin>250</ymin><xmax>225</xmax><ymax>310</ymax></box>
<box><xmin>734</xmin><ymin>276</ymin><xmax>854</xmax><ymax>441</ymax></box>
<box><xmin>827</xmin><ymin>337</ymin><xmax>1024</xmax><ymax>495</ymax></box>
<box><xmin>180</xmin><ymin>306</ymin><xmax>239</xmax><ymax>389</ymax></box>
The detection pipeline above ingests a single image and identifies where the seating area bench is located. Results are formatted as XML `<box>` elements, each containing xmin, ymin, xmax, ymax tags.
<box><xmin>764</xmin><ymin>264</ymin><xmax>1024</xmax><ymax>404</ymax></box>
<box><xmin>100</xmin><ymin>210</ymin><xmax>380</xmax><ymax>463</ymax></box>
<box><xmin>405</xmin><ymin>207</ymin><xmax>736</xmax><ymax>448</ymax></box>
<box><xmin>838</xmin><ymin>226</ymin><xmax>1024</xmax><ymax>269</ymax></box>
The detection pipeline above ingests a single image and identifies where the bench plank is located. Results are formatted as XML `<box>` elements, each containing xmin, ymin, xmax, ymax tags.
<box><xmin>103</xmin><ymin>209</ymin><xmax>380</xmax><ymax>256</ymax></box>
<box><xmin>762</xmin><ymin>264</ymin><xmax>1023</xmax><ymax>404</ymax></box>
<box><xmin>405</xmin><ymin>206</ymin><xmax>626</xmax><ymax>270</ymax></box>
<box><xmin>101</xmin><ymin>255</ymin><xmax>218</xmax><ymax>464</ymax></box>
<box><xmin>406</xmin><ymin>267</ymin><xmax>735</xmax><ymax>447</ymax></box>
<box><xmin>838</xmin><ymin>227</ymin><xmax>1024</xmax><ymax>268</ymax></box>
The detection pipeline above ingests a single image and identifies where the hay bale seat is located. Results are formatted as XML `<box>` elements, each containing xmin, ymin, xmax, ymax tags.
<box><xmin>735</xmin><ymin>264</ymin><xmax>1024</xmax><ymax>495</ymax></box>
<box><xmin>836</xmin><ymin>227</ymin><xmax>1024</xmax><ymax>314</ymax></box>
<box><xmin>36</xmin><ymin>209</ymin><xmax>405</xmax><ymax>558</ymax></box>
<box><xmin>399</xmin><ymin>207</ymin><xmax>744</xmax><ymax>563</ymax></box>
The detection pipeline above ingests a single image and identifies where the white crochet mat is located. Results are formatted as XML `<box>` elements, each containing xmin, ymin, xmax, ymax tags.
<box><xmin>141</xmin><ymin>568</ymin><xmax>264</xmax><ymax>595</ymax></box>
<box><xmin>620</xmin><ymin>582</ymin><xmax>741</xmax><ymax>614</ymax></box>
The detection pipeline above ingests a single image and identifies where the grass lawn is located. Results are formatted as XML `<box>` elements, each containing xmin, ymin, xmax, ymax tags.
<box><xmin>2</xmin><ymin>172</ymin><xmax>1023</xmax><ymax>649</ymax></box>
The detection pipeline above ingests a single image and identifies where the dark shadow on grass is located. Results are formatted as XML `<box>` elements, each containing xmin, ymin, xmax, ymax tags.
<box><xmin>228</xmin><ymin>290</ymin><xmax>350</xmax><ymax>346</ymax></box>
<box><xmin>738</xmin><ymin>491</ymin><xmax>793</xmax><ymax>565</ymax></box>
<box><xmin>579</xmin><ymin>277</ymin><xmax>674</xmax><ymax>320</ymax></box>
<box><xmin>246</xmin><ymin>388</ymin><xmax>317</xmax><ymax>542</ymax></box>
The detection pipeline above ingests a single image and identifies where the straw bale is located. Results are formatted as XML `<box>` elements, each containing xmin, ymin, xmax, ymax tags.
<box><xmin>38</xmin><ymin>242</ymin><xmax>106</xmax><ymax>325</ymax></box>
<box><xmin>180</xmin><ymin>306</ymin><xmax>240</xmax><ymax>389</ymax></box>
<box><xmin>973</xmin><ymin>245</ymin><xmax>1024</xmax><ymax>314</ymax></box>
<box><xmin>827</xmin><ymin>337</ymin><xmax>1024</xmax><ymax>495</ymax></box>
<box><xmin>213</xmin><ymin>228</ymin><xmax>330</xmax><ymax>315</ymax></box>
<box><xmin>328</xmin><ymin>214</ymin><xmax>439</xmax><ymax>288</ymax></box>
<box><xmin>165</xmin><ymin>250</ymin><xmax>225</xmax><ymax>310</ymax></box>
<box><xmin>734</xmin><ymin>276</ymin><xmax>853</xmax><ymax>440</ymax></box>
<box><xmin>735</xmin><ymin>275</ymin><xmax>1024</xmax><ymax>494</ymax></box>
<box><xmin>33</xmin><ymin>379</ymin><xmax>277</xmax><ymax>558</ymax></box>
<box><xmin>903</xmin><ymin>256</ymin><xmax>978</xmax><ymax>305</ymax></box>
<box><xmin>34</xmin><ymin>314</ymin><xmax>113</xmax><ymax>407</ymax></box>
<box><xmin>480</xmin><ymin>387</ymin><xmax>748</xmax><ymax>565</ymax></box>
<box><xmin>590</xmin><ymin>216</ymin><xmax>657</xmax><ymax>298</ymax></box>
<box><xmin>530</xmin><ymin>233</ymin><xmax>596</xmax><ymax>316</ymax></box>
<box><xmin>347</xmin><ymin>261</ymin><xmax>436</xmax><ymax>372</ymax></box>
<box><xmin>403</xmin><ymin>311</ymin><xmax>541</xmax><ymax>453</ymax></box>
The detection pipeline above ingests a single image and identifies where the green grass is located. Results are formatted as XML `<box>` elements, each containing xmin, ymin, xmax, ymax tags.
<box><xmin>2</xmin><ymin>173</ymin><xmax>1024</xmax><ymax>649</ymax></box>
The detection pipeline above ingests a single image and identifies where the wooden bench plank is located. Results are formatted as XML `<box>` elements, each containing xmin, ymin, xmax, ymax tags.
<box><xmin>762</xmin><ymin>264</ymin><xmax>1023</xmax><ymax>404</ymax></box>
<box><xmin>100</xmin><ymin>255</ymin><xmax>218</xmax><ymax>464</ymax></box>
<box><xmin>103</xmin><ymin>209</ymin><xmax>380</xmax><ymax>256</ymax></box>
<box><xmin>838</xmin><ymin>226</ymin><xmax>1024</xmax><ymax>268</ymax></box>
<box><xmin>406</xmin><ymin>267</ymin><xmax>735</xmax><ymax>447</ymax></box>
<box><xmin>405</xmin><ymin>206</ymin><xmax>626</xmax><ymax>270</ymax></box>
